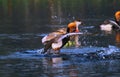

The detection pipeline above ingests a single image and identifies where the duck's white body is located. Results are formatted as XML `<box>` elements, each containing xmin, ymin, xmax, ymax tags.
<box><xmin>100</xmin><ymin>24</ymin><xmax>112</xmax><ymax>31</ymax></box>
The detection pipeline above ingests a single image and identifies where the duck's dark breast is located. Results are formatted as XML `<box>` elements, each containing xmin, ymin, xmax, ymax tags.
<box><xmin>61</xmin><ymin>36</ymin><xmax>70</xmax><ymax>48</ymax></box>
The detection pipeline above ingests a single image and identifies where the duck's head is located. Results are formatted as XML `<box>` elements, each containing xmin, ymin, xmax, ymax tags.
<box><xmin>67</xmin><ymin>19</ymin><xmax>83</xmax><ymax>33</ymax></box>
<box><xmin>115</xmin><ymin>11</ymin><xmax>120</xmax><ymax>22</ymax></box>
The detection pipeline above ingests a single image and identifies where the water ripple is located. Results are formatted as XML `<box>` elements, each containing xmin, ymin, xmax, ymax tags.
<box><xmin>0</xmin><ymin>45</ymin><xmax>120</xmax><ymax>60</ymax></box>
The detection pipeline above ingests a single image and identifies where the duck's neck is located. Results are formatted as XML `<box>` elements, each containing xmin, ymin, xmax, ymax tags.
<box><xmin>115</xmin><ymin>17</ymin><xmax>120</xmax><ymax>26</ymax></box>
<box><xmin>116</xmin><ymin>21</ymin><xmax>120</xmax><ymax>26</ymax></box>
<box><xmin>66</xmin><ymin>27</ymin><xmax>70</xmax><ymax>33</ymax></box>
<box><xmin>76</xmin><ymin>21</ymin><xmax>81</xmax><ymax>27</ymax></box>
<box><xmin>75</xmin><ymin>21</ymin><xmax>82</xmax><ymax>31</ymax></box>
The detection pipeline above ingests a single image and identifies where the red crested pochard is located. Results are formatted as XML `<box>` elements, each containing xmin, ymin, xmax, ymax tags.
<box><xmin>41</xmin><ymin>20</ymin><xmax>82</xmax><ymax>54</ymax></box>
<box><xmin>100</xmin><ymin>11</ymin><xmax>120</xmax><ymax>31</ymax></box>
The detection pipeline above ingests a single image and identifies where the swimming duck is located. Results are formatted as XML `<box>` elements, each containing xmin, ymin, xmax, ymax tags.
<box><xmin>41</xmin><ymin>20</ymin><xmax>82</xmax><ymax>54</ymax></box>
<box><xmin>100</xmin><ymin>11</ymin><xmax>120</xmax><ymax>31</ymax></box>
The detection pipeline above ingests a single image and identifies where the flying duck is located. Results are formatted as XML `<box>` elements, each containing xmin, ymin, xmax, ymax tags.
<box><xmin>100</xmin><ymin>11</ymin><xmax>120</xmax><ymax>31</ymax></box>
<box><xmin>41</xmin><ymin>20</ymin><xmax>82</xmax><ymax>54</ymax></box>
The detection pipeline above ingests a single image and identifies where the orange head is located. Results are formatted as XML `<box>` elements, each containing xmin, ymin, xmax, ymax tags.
<box><xmin>115</xmin><ymin>11</ymin><xmax>120</xmax><ymax>22</ymax></box>
<box><xmin>67</xmin><ymin>19</ymin><xmax>82</xmax><ymax>33</ymax></box>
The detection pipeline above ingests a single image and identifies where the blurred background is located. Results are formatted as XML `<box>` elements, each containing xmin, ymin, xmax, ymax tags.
<box><xmin>0</xmin><ymin>0</ymin><xmax>120</xmax><ymax>33</ymax></box>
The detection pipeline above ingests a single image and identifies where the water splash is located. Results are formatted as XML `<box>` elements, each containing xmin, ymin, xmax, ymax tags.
<box><xmin>0</xmin><ymin>45</ymin><xmax>120</xmax><ymax>60</ymax></box>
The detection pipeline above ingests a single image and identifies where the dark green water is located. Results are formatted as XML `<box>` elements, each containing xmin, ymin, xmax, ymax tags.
<box><xmin>0</xmin><ymin>0</ymin><xmax>120</xmax><ymax>77</ymax></box>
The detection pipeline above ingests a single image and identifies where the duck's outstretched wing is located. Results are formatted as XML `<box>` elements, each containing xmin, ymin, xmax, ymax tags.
<box><xmin>109</xmin><ymin>20</ymin><xmax>120</xmax><ymax>29</ymax></box>
<box><xmin>51</xmin><ymin>32</ymin><xmax>83</xmax><ymax>50</ymax></box>
<box><xmin>41</xmin><ymin>32</ymin><xmax>65</xmax><ymax>54</ymax></box>
<box><xmin>42</xmin><ymin>32</ymin><xmax>63</xmax><ymax>44</ymax></box>
<box><xmin>42</xmin><ymin>34</ymin><xmax>56</xmax><ymax>44</ymax></box>
<box><xmin>58</xmin><ymin>32</ymin><xmax>83</xmax><ymax>42</ymax></box>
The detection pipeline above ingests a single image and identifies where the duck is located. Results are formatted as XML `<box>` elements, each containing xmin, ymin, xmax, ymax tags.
<box><xmin>41</xmin><ymin>19</ymin><xmax>83</xmax><ymax>54</ymax></box>
<box><xmin>100</xmin><ymin>11</ymin><xmax>120</xmax><ymax>31</ymax></box>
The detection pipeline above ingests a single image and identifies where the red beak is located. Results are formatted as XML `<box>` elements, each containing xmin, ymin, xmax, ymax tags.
<box><xmin>75</xmin><ymin>29</ymin><xmax>79</xmax><ymax>32</ymax></box>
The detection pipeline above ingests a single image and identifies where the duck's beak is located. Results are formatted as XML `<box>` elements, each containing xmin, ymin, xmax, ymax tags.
<box><xmin>75</xmin><ymin>27</ymin><xmax>79</xmax><ymax>32</ymax></box>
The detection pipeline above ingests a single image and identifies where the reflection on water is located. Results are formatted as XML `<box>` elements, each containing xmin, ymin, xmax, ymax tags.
<box><xmin>115</xmin><ymin>31</ymin><xmax>120</xmax><ymax>47</ymax></box>
<box><xmin>0</xmin><ymin>51</ymin><xmax>120</xmax><ymax>77</ymax></box>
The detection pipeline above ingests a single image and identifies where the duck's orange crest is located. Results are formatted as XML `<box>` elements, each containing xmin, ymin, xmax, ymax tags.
<box><xmin>68</xmin><ymin>22</ymin><xmax>76</xmax><ymax>28</ymax></box>
<box><xmin>68</xmin><ymin>22</ymin><xmax>77</xmax><ymax>32</ymax></box>
<box><xmin>115</xmin><ymin>11</ymin><xmax>120</xmax><ymax>21</ymax></box>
